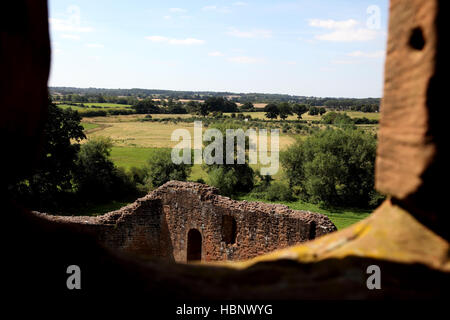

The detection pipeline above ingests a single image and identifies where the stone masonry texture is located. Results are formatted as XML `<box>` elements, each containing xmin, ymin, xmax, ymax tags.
<box><xmin>35</xmin><ymin>181</ymin><xmax>337</xmax><ymax>262</ymax></box>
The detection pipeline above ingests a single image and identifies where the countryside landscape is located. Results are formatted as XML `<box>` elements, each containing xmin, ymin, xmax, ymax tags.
<box><xmin>5</xmin><ymin>0</ymin><xmax>449</xmax><ymax>304</ymax></box>
<box><xmin>13</xmin><ymin>86</ymin><xmax>382</xmax><ymax>230</ymax></box>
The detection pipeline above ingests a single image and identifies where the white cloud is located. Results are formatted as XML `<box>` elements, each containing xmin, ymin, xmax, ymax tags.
<box><xmin>163</xmin><ymin>15</ymin><xmax>172</xmax><ymax>20</ymax></box>
<box><xmin>227</xmin><ymin>56</ymin><xmax>265</xmax><ymax>64</ymax></box>
<box><xmin>61</xmin><ymin>34</ymin><xmax>80</xmax><ymax>40</ymax></box>
<box><xmin>233</xmin><ymin>2</ymin><xmax>248</xmax><ymax>6</ymax></box>
<box><xmin>208</xmin><ymin>51</ymin><xmax>225</xmax><ymax>57</ymax></box>
<box><xmin>347</xmin><ymin>50</ymin><xmax>385</xmax><ymax>58</ymax></box>
<box><xmin>332</xmin><ymin>59</ymin><xmax>361</xmax><ymax>65</ymax></box>
<box><xmin>86</xmin><ymin>43</ymin><xmax>104</xmax><ymax>48</ymax></box>
<box><xmin>49</xmin><ymin>18</ymin><xmax>93</xmax><ymax>33</ymax></box>
<box><xmin>169</xmin><ymin>8</ymin><xmax>187</xmax><ymax>13</ymax></box>
<box><xmin>202</xmin><ymin>5</ymin><xmax>231</xmax><ymax>13</ymax></box>
<box><xmin>146</xmin><ymin>36</ymin><xmax>205</xmax><ymax>45</ymax></box>
<box><xmin>146</xmin><ymin>36</ymin><xmax>169</xmax><ymax>43</ymax></box>
<box><xmin>309</xmin><ymin>18</ymin><xmax>379</xmax><ymax>42</ymax></box>
<box><xmin>317</xmin><ymin>29</ymin><xmax>378</xmax><ymax>42</ymax></box>
<box><xmin>309</xmin><ymin>19</ymin><xmax>358</xmax><ymax>29</ymax></box>
<box><xmin>169</xmin><ymin>38</ymin><xmax>205</xmax><ymax>45</ymax></box>
<box><xmin>226</xmin><ymin>27</ymin><xmax>272</xmax><ymax>39</ymax></box>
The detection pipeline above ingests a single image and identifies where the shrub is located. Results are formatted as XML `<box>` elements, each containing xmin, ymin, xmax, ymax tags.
<box><xmin>75</xmin><ymin>137</ymin><xmax>125</xmax><ymax>201</ymax></box>
<box><xmin>128</xmin><ymin>166</ymin><xmax>149</xmax><ymax>194</ymax></box>
<box><xmin>321</xmin><ymin>112</ymin><xmax>355</xmax><ymax>129</ymax></box>
<box><xmin>146</xmin><ymin>149</ymin><xmax>192</xmax><ymax>188</ymax></box>
<box><xmin>264</xmin><ymin>182</ymin><xmax>295</xmax><ymax>202</ymax></box>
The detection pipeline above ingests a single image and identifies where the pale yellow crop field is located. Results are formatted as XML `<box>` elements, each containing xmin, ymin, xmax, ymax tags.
<box><xmin>85</xmin><ymin>120</ymin><xmax>296</xmax><ymax>149</ymax></box>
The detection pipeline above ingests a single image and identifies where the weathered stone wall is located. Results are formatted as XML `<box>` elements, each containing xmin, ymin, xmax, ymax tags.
<box><xmin>376</xmin><ymin>0</ymin><xmax>449</xmax><ymax>239</ymax></box>
<box><xmin>35</xmin><ymin>181</ymin><xmax>336</xmax><ymax>262</ymax></box>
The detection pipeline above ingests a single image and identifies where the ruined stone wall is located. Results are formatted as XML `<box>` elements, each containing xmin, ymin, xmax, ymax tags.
<box><xmin>35</xmin><ymin>181</ymin><xmax>336</xmax><ymax>262</ymax></box>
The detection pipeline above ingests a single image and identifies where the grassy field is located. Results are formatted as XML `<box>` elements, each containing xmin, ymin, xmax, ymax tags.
<box><xmin>58</xmin><ymin>103</ymin><xmax>132</xmax><ymax>113</ymax></box>
<box><xmin>57</xmin><ymin>102</ymin><xmax>132</xmax><ymax>108</ymax></box>
<box><xmin>238</xmin><ymin>195</ymin><xmax>371</xmax><ymax>230</ymax></box>
<box><xmin>110</xmin><ymin>146</ymin><xmax>283</xmax><ymax>181</ymax></box>
<box><xmin>86</xmin><ymin>114</ymin><xmax>191</xmax><ymax>123</ymax></box>
<box><xmin>79</xmin><ymin>103</ymin><xmax>132</xmax><ymax>108</ymax></box>
<box><xmin>86</xmin><ymin>120</ymin><xmax>297</xmax><ymax>149</ymax></box>
<box><xmin>81</xmin><ymin>122</ymin><xmax>99</xmax><ymax>131</ymax></box>
<box><xmin>110</xmin><ymin>146</ymin><xmax>209</xmax><ymax>182</ymax></box>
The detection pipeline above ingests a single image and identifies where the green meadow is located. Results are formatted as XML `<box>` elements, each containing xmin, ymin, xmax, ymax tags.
<box><xmin>237</xmin><ymin>195</ymin><xmax>371</xmax><ymax>230</ymax></box>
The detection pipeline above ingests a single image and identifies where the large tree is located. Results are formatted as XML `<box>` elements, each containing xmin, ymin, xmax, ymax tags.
<box><xmin>132</xmin><ymin>99</ymin><xmax>161</xmax><ymax>114</ymax></box>
<box><xmin>278</xmin><ymin>102</ymin><xmax>293</xmax><ymax>120</ymax></box>
<box><xmin>281</xmin><ymin>128</ymin><xmax>379</xmax><ymax>207</ymax></box>
<box><xmin>264</xmin><ymin>103</ymin><xmax>279</xmax><ymax>120</ymax></box>
<box><xmin>204</xmin><ymin>97</ymin><xmax>239</xmax><ymax>113</ymax></box>
<box><xmin>240</xmin><ymin>102</ymin><xmax>255</xmax><ymax>112</ymax></box>
<box><xmin>203</xmin><ymin>122</ymin><xmax>254</xmax><ymax>196</ymax></box>
<box><xmin>10</xmin><ymin>99</ymin><xmax>86</xmax><ymax>209</ymax></box>
<box><xmin>292</xmin><ymin>104</ymin><xmax>308</xmax><ymax>119</ymax></box>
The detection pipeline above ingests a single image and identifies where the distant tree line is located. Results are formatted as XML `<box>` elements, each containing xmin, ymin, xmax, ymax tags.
<box><xmin>131</xmin><ymin>97</ymin><xmax>238</xmax><ymax>116</ymax></box>
<box><xmin>50</xmin><ymin>87</ymin><xmax>380</xmax><ymax>110</ymax></box>
<box><xmin>263</xmin><ymin>103</ymin><xmax>326</xmax><ymax>120</ymax></box>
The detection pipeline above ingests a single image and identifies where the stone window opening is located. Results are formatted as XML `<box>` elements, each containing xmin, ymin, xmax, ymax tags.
<box><xmin>222</xmin><ymin>215</ymin><xmax>237</xmax><ymax>245</ymax></box>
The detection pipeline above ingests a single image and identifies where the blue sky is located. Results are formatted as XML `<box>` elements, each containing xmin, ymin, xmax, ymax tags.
<box><xmin>48</xmin><ymin>0</ymin><xmax>389</xmax><ymax>98</ymax></box>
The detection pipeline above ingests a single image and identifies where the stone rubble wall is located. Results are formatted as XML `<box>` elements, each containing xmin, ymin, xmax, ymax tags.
<box><xmin>35</xmin><ymin>181</ymin><xmax>337</xmax><ymax>262</ymax></box>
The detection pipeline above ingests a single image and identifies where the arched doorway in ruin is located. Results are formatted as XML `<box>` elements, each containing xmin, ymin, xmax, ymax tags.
<box><xmin>187</xmin><ymin>229</ymin><xmax>202</xmax><ymax>261</ymax></box>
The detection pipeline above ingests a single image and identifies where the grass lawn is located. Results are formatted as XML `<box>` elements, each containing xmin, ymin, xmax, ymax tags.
<box><xmin>110</xmin><ymin>147</ymin><xmax>161</xmax><ymax>169</ymax></box>
<box><xmin>238</xmin><ymin>195</ymin><xmax>371</xmax><ymax>230</ymax></box>
<box><xmin>81</xmin><ymin>122</ymin><xmax>99</xmax><ymax>131</ymax></box>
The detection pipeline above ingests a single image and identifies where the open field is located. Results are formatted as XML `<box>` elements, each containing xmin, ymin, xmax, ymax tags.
<box><xmin>344</xmin><ymin>111</ymin><xmax>380</xmax><ymax>120</ymax></box>
<box><xmin>57</xmin><ymin>102</ymin><xmax>132</xmax><ymax>108</ymax></box>
<box><xmin>110</xmin><ymin>146</ymin><xmax>285</xmax><ymax>181</ymax></box>
<box><xmin>58</xmin><ymin>103</ymin><xmax>132</xmax><ymax>113</ymax></box>
<box><xmin>110</xmin><ymin>146</ymin><xmax>210</xmax><ymax>181</ymax></box>
<box><xmin>238</xmin><ymin>195</ymin><xmax>370</xmax><ymax>230</ymax></box>
<box><xmin>81</xmin><ymin>122</ymin><xmax>99</xmax><ymax>131</ymax></box>
<box><xmin>85</xmin><ymin>114</ymin><xmax>191</xmax><ymax>123</ymax></box>
<box><xmin>88</xmin><ymin>122</ymin><xmax>195</xmax><ymax>148</ymax></box>
<box><xmin>111</xmin><ymin>147</ymin><xmax>158</xmax><ymax>169</ymax></box>
<box><xmin>85</xmin><ymin>120</ymin><xmax>297</xmax><ymax>149</ymax></box>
